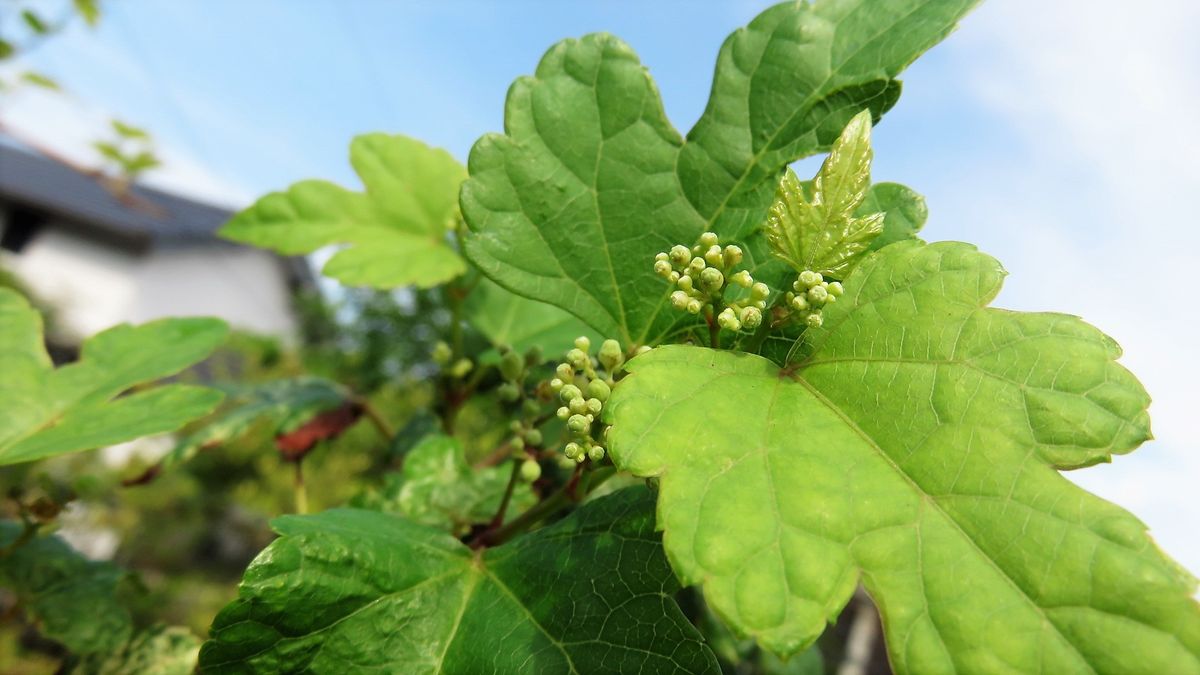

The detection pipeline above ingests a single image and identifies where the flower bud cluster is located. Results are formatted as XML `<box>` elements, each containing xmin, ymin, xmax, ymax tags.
<box><xmin>498</xmin><ymin>345</ymin><xmax>549</xmax><ymax>472</ymax></box>
<box><xmin>784</xmin><ymin>270</ymin><xmax>843</xmax><ymax>328</ymax></box>
<box><xmin>433</xmin><ymin>340</ymin><xmax>473</xmax><ymax>378</ymax></box>
<box><xmin>654</xmin><ymin>232</ymin><xmax>768</xmax><ymax>333</ymax></box>
<box><xmin>549</xmin><ymin>336</ymin><xmax>624</xmax><ymax>463</ymax></box>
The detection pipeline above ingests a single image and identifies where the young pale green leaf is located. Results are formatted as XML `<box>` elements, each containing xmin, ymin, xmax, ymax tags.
<box><xmin>0</xmin><ymin>523</ymin><xmax>132</xmax><ymax>654</ymax></box>
<box><xmin>350</xmin><ymin>433</ymin><xmax>534</xmax><ymax>536</ymax></box>
<box><xmin>462</xmin><ymin>1</ymin><xmax>978</xmax><ymax>345</ymax></box>
<box><xmin>0</xmin><ymin>289</ymin><xmax>227</xmax><ymax>466</ymax></box>
<box><xmin>765</xmin><ymin>111</ymin><xmax>883</xmax><ymax>277</ymax></box>
<box><xmin>221</xmin><ymin>134</ymin><xmax>466</xmax><ymax>289</ymax></box>
<box><xmin>607</xmin><ymin>241</ymin><xmax>1199</xmax><ymax>671</ymax></box>
<box><xmin>20</xmin><ymin>71</ymin><xmax>60</xmax><ymax>91</ymax></box>
<box><xmin>863</xmin><ymin>182</ymin><xmax>928</xmax><ymax>251</ymax></box>
<box><xmin>465</xmin><ymin>277</ymin><xmax>600</xmax><ymax>358</ymax></box>
<box><xmin>201</xmin><ymin>487</ymin><xmax>719</xmax><ymax>674</ymax></box>
<box><xmin>80</xmin><ymin>625</ymin><xmax>202</xmax><ymax>675</ymax></box>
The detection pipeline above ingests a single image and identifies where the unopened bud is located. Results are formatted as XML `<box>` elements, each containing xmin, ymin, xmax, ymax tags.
<box><xmin>449</xmin><ymin>358</ymin><xmax>473</xmax><ymax>379</ymax></box>
<box><xmin>751</xmin><ymin>282</ymin><xmax>770</xmax><ymax>301</ymax></box>
<box><xmin>525</xmin><ymin>429</ymin><xmax>543</xmax><ymax>446</ymax></box>
<box><xmin>699</xmin><ymin>231</ymin><xmax>719</xmax><ymax>248</ymax></box>
<box><xmin>686</xmin><ymin>299</ymin><xmax>703</xmax><ymax>314</ymax></box>
<box><xmin>559</xmin><ymin>384</ymin><xmax>582</xmax><ymax>402</ymax></box>
<box><xmin>432</xmin><ymin>341</ymin><xmax>452</xmax><ymax>366</ymax></box>
<box><xmin>564</xmin><ymin>442</ymin><xmax>582</xmax><ymax>459</ymax></box>
<box><xmin>557</xmin><ymin>406</ymin><xmax>570</xmax><ymax>420</ymax></box>
<box><xmin>730</xmin><ymin>270</ymin><xmax>753</xmax><ymax>288</ymax></box>
<box><xmin>670</xmin><ymin>290</ymin><xmax>689</xmax><ymax>309</ymax></box>
<box><xmin>520</xmin><ymin>459</ymin><xmax>542</xmax><ymax>482</ymax></box>
<box><xmin>567</xmin><ymin>414</ymin><xmax>591</xmax><ymax>434</ymax></box>
<box><xmin>740</xmin><ymin>306</ymin><xmax>762</xmax><ymax>329</ymax></box>
<box><xmin>827</xmin><ymin>281</ymin><xmax>844</xmax><ymax>297</ymax></box>
<box><xmin>587</xmin><ymin>398</ymin><xmax>603</xmax><ymax>415</ymax></box>
<box><xmin>587</xmin><ymin>378</ymin><xmax>611</xmax><ymax>402</ymax></box>
<box><xmin>799</xmin><ymin>270</ymin><xmax>822</xmax><ymax>287</ymax></box>
<box><xmin>723</xmin><ymin>245</ymin><xmax>743</xmax><ymax>267</ymax></box>
<box><xmin>700</xmin><ymin>267</ymin><xmax>724</xmax><ymax>291</ymax></box>
<box><xmin>498</xmin><ymin>382</ymin><xmax>520</xmax><ymax>402</ymax></box>
<box><xmin>654</xmin><ymin>260</ymin><xmax>672</xmax><ymax>276</ymax></box>
<box><xmin>569</xmin><ymin>396</ymin><xmax>588</xmax><ymax>415</ymax></box>
<box><xmin>574</xmin><ymin>336</ymin><xmax>591</xmax><ymax>352</ymax></box>
<box><xmin>687</xmin><ymin>257</ymin><xmax>707</xmax><ymax>276</ymax></box>
<box><xmin>499</xmin><ymin>351</ymin><xmax>524</xmax><ymax>381</ymax></box>
<box><xmin>676</xmin><ymin>275</ymin><xmax>694</xmax><ymax>292</ymax></box>
<box><xmin>805</xmin><ymin>312</ymin><xmax>824</xmax><ymax>328</ymax></box>
<box><xmin>704</xmin><ymin>245</ymin><xmax>724</xmax><ymax>267</ymax></box>
<box><xmin>588</xmin><ymin>445</ymin><xmax>606</xmax><ymax>462</ymax></box>
<box><xmin>807</xmin><ymin>285</ymin><xmax>829</xmax><ymax>303</ymax></box>
<box><xmin>598</xmin><ymin>339</ymin><xmax>624</xmax><ymax>372</ymax></box>
<box><xmin>669</xmin><ymin>245</ymin><xmax>692</xmax><ymax>266</ymax></box>
<box><xmin>556</xmin><ymin>363</ymin><xmax>574</xmax><ymax>380</ymax></box>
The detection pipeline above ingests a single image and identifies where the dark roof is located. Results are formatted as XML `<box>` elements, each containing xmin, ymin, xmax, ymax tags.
<box><xmin>0</xmin><ymin>140</ymin><xmax>234</xmax><ymax>245</ymax></box>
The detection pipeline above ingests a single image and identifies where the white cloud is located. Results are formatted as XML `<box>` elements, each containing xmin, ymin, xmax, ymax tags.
<box><xmin>950</xmin><ymin>0</ymin><xmax>1200</xmax><ymax>574</ymax></box>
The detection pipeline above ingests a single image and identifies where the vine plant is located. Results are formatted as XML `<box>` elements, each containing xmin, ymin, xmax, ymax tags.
<box><xmin>1</xmin><ymin>1</ymin><xmax>1197</xmax><ymax>673</ymax></box>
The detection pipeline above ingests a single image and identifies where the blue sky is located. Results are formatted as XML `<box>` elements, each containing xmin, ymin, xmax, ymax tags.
<box><xmin>3</xmin><ymin>1</ymin><xmax>1198</xmax><ymax>575</ymax></box>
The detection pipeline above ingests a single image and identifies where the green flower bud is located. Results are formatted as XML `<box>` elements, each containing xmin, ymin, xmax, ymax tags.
<box><xmin>807</xmin><ymin>285</ymin><xmax>829</xmax><ymax>303</ymax></box>
<box><xmin>568</xmin><ymin>396</ymin><xmax>589</xmax><ymax>414</ymax></box>
<box><xmin>687</xmin><ymin>257</ymin><xmax>707</xmax><ymax>276</ymax></box>
<box><xmin>523</xmin><ymin>399</ymin><xmax>541</xmax><ymax>416</ymax></box>
<box><xmin>670</xmin><ymin>290</ymin><xmax>689</xmax><ymax>310</ymax></box>
<box><xmin>723</xmin><ymin>245</ymin><xmax>743</xmax><ymax>267</ymax></box>
<box><xmin>686</xmin><ymin>298</ymin><xmax>703</xmax><ymax>314</ymax></box>
<box><xmin>588</xmin><ymin>445</ymin><xmax>606</xmax><ymax>462</ymax></box>
<box><xmin>700</xmin><ymin>267</ymin><xmax>724</xmax><ymax>291</ymax></box>
<box><xmin>524</xmin><ymin>346</ymin><xmax>543</xmax><ymax>366</ymax></box>
<box><xmin>654</xmin><ymin>259</ymin><xmax>672</xmax><ymax>276</ymax></box>
<box><xmin>509</xmin><ymin>420</ymin><xmax>524</xmax><ymax>433</ymax></box>
<box><xmin>806</xmin><ymin>311</ymin><xmax>824</xmax><ymax>328</ymax></box>
<box><xmin>791</xmin><ymin>294</ymin><xmax>809</xmax><ymax>311</ymax></box>
<box><xmin>525</xmin><ymin>429</ymin><xmax>543</xmax><ymax>446</ymax></box>
<box><xmin>717</xmin><ymin>307</ymin><xmax>741</xmax><ymax>331</ymax></box>
<box><xmin>676</xmin><ymin>275</ymin><xmax>694</xmax><ymax>292</ymax></box>
<box><xmin>655</xmin><ymin>251</ymin><xmax>669</xmax><ymax>263</ymax></box>
<box><xmin>432</xmin><ymin>341</ymin><xmax>452</xmax><ymax>366</ymax></box>
<box><xmin>550</xmin><ymin>377</ymin><xmax>564</xmax><ymax>392</ymax></box>
<box><xmin>598</xmin><ymin>339</ymin><xmax>623</xmax><ymax>372</ymax></box>
<box><xmin>587</xmin><ymin>379</ymin><xmax>612</xmax><ymax>403</ymax></box>
<box><xmin>824</xmin><ymin>293</ymin><xmax>837</xmax><ymax>304</ymax></box>
<box><xmin>704</xmin><ymin>245</ymin><xmax>724</xmax><ymax>268</ymax></box>
<box><xmin>827</xmin><ymin>281</ymin><xmax>844</xmax><ymax>297</ymax></box>
<box><xmin>519</xmin><ymin>459</ymin><xmax>542</xmax><ymax>482</ymax></box>
<box><xmin>566</xmin><ymin>348</ymin><xmax>589</xmax><ymax>369</ymax></box>
<box><xmin>574</xmin><ymin>336</ymin><xmax>591</xmax><ymax>352</ymax></box>
<box><xmin>499</xmin><ymin>351</ymin><xmax>524</xmax><ymax>381</ymax></box>
<box><xmin>555</xmin><ymin>363</ymin><xmax>574</xmax><ymax>381</ymax></box>
<box><xmin>587</xmin><ymin>397</ymin><xmax>603</xmax><ymax>415</ymax></box>
<box><xmin>699</xmin><ymin>231</ymin><xmax>719</xmax><ymax>248</ymax></box>
<box><xmin>740</xmin><ymin>306</ymin><xmax>763</xmax><ymax>329</ymax></box>
<box><xmin>667</xmin><ymin>271</ymin><xmax>680</xmax><ymax>283</ymax></box>
<box><xmin>799</xmin><ymin>270</ymin><xmax>822</xmax><ymax>287</ymax></box>
<box><xmin>730</xmin><ymin>270</ymin><xmax>753</xmax><ymax>288</ymax></box>
<box><xmin>751</xmin><ymin>282</ymin><xmax>770</xmax><ymax>300</ymax></box>
<box><xmin>510</xmin><ymin>436</ymin><xmax>525</xmax><ymax>452</ymax></box>
<box><xmin>567</xmin><ymin>414</ymin><xmax>590</xmax><ymax>434</ymax></box>
<box><xmin>557</xmin><ymin>406</ymin><xmax>570</xmax><ymax>420</ymax></box>
<box><xmin>449</xmin><ymin>358</ymin><xmax>473</xmax><ymax>379</ymax></box>
<box><xmin>498</xmin><ymin>382</ymin><xmax>520</xmax><ymax>402</ymax></box>
<box><xmin>559</xmin><ymin>384</ymin><xmax>582</xmax><ymax>402</ymax></box>
<box><xmin>564</xmin><ymin>442</ymin><xmax>582</xmax><ymax>459</ymax></box>
<box><xmin>792</xmin><ymin>279</ymin><xmax>805</xmax><ymax>293</ymax></box>
<box><xmin>669</xmin><ymin>245</ymin><xmax>692</xmax><ymax>266</ymax></box>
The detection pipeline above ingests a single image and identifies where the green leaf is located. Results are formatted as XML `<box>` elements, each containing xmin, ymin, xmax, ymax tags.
<box><xmin>201</xmin><ymin>487</ymin><xmax>719</xmax><ymax>673</ymax></box>
<box><xmin>0</xmin><ymin>39</ymin><xmax>14</xmax><ymax>60</ymax></box>
<box><xmin>350</xmin><ymin>433</ymin><xmax>534</xmax><ymax>536</ymax></box>
<box><xmin>221</xmin><ymin>134</ymin><xmax>467</xmax><ymax>289</ymax></box>
<box><xmin>110</xmin><ymin>119</ymin><xmax>150</xmax><ymax>140</ymax></box>
<box><xmin>74</xmin><ymin>0</ymin><xmax>101</xmax><ymax>26</ymax></box>
<box><xmin>119</xmin><ymin>150</ymin><xmax>161</xmax><ymax>176</ymax></box>
<box><xmin>465</xmin><ymin>277</ymin><xmax>600</xmax><ymax>357</ymax></box>
<box><xmin>765</xmin><ymin>111</ymin><xmax>884</xmax><ymax>278</ymax></box>
<box><xmin>21</xmin><ymin>10</ymin><xmax>49</xmax><ymax>35</ymax></box>
<box><xmin>20</xmin><ymin>71</ymin><xmax>61</xmax><ymax>91</ymax></box>
<box><xmin>607</xmin><ymin>241</ymin><xmax>1199</xmax><ymax>671</ymax></box>
<box><xmin>80</xmin><ymin>625</ymin><xmax>202</xmax><ymax>675</ymax></box>
<box><xmin>862</xmin><ymin>182</ymin><xmax>927</xmax><ymax>251</ymax></box>
<box><xmin>0</xmin><ymin>288</ymin><xmax>227</xmax><ymax>466</ymax></box>
<box><xmin>462</xmin><ymin>0</ymin><xmax>979</xmax><ymax>346</ymax></box>
<box><xmin>0</xmin><ymin>523</ymin><xmax>132</xmax><ymax>654</ymax></box>
<box><xmin>93</xmin><ymin>141</ymin><xmax>124</xmax><ymax>164</ymax></box>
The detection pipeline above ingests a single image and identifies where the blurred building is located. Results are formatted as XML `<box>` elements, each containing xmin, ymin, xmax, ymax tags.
<box><xmin>0</xmin><ymin>141</ymin><xmax>311</xmax><ymax>344</ymax></box>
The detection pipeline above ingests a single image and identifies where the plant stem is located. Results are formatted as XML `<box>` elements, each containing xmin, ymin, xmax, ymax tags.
<box><xmin>741</xmin><ymin>310</ymin><xmax>773</xmax><ymax>353</ymax></box>
<box><xmin>0</xmin><ymin>519</ymin><xmax>39</xmax><ymax>559</ymax></box>
<box><xmin>356</xmin><ymin>398</ymin><xmax>395</xmax><ymax>441</ymax></box>
<box><xmin>474</xmin><ymin>465</ymin><xmax>615</xmax><ymax>548</ymax></box>
<box><xmin>488</xmin><ymin>459</ymin><xmax>522</xmax><ymax>528</ymax></box>
<box><xmin>293</xmin><ymin>461</ymin><xmax>308</xmax><ymax>515</ymax></box>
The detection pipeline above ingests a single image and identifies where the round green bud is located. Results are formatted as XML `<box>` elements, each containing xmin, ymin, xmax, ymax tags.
<box><xmin>740</xmin><ymin>306</ymin><xmax>763</xmax><ymax>329</ymax></box>
<box><xmin>723</xmin><ymin>245</ymin><xmax>743</xmax><ymax>268</ymax></box>
<box><xmin>564</xmin><ymin>442</ymin><xmax>582</xmax><ymax>459</ymax></box>
<box><xmin>687</xmin><ymin>257</ymin><xmax>707</xmax><ymax>276</ymax></box>
<box><xmin>686</xmin><ymin>298</ymin><xmax>703</xmax><ymax>314</ymax></box>
<box><xmin>670</xmin><ymin>290</ymin><xmax>690</xmax><ymax>309</ymax></box>
<box><xmin>587</xmin><ymin>397</ymin><xmax>603</xmax><ymax>415</ymax></box>
<box><xmin>669</xmin><ymin>245</ymin><xmax>692</xmax><ymax>266</ymax></box>
<box><xmin>824</xmin><ymin>293</ymin><xmax>837</xmax><ymax>304</ymax></box>
<box><xmin>449</xmin><ymin>358</ymin><xmax>473</xmax><ymax>379</ymax></box>
<box><xmin>566</xmin><ymin>348</ymin><xmax>589</xmax><ymax>369</ymax></box>
<box><xmin>549</xmin><ymin>377</ymin><xmax>564</xmax><ymax>392</ymax></box>
<box><xmin>574</xmin><ymin>336</ymin><xmax>591</xmax><ymax>352</ymax></box>
<box><xmin>827</xmin><ymin>281</ymin><xmax>844</xmax><ymax>297</ymax></box>
<box><xmin>791</xmin><ymin>294</ymin><xmax>809</xmax><ymax>311</ymax></box>
<box><xmin>509</xmin><ymin>420</ymin><xmax>524</xmax><ymax>433</ymax></box>
<box><xmin>598</xmin><ymin>339</ymin><xmax>623</xmax><ymax>372</ymax></box>
<box><xmin>751</xmin><ymin>282</ymin><xmax>770</xmax><ymax>300</ymax></box>
<box><xmin>807</xmin><ymin>285</ymin><xmax>829</xmax><ymax>303</ymax></box>
<box><xmin>704</xmin><ymin>245</ymin><xmax>724</xmax><ymax>268</ymax></box>
<box><xmin>700</xmin><ymin>267</ymin><xmax>724</xmax><ymax>291</ymax></box>
<box><xmin>557</xmin><ymin>406</ymin><xmax>570</xmax><ymax>420</ymax></box>
<box><xmin>655</xmin><ymin>251</ymin><xmax>669</xmax><ymax>263</ymax></box>
<box><xmin>519</xmin><ymin>459</ymin><xmax>542</xmax><ymax>482</ymax></box>
<box><xmin>432</xmin><ymin>341</ymin><xmax>452</xmax><ymax>366</ymax></box>
<box><xmin>510</xmin><ymin>436</ymin><xmax>525</xmax><ymax>452</ymax></box>
<box><xmin>806</xmin><ymin>311</ymin><xmax>824</xmax><ymax>328</ymax></box>
<box><xmin>523</xmin><ymin>399</ymin><xmax>541</xmax><ymax>416</ymax></box>
<box><xmin>667</xmin><ymin>271</ymin><xmax>680</xmax><ymax>283</ymax></box>
<box><xmin>559</xmin><ymin>384</ymin><xmax>583</xmax><ymax>402</ymax></box>
<box><xmin>588</xmin><ymin>445</ymin><xmax>606</xmax><ymax>462</ymax></box>
<box><xmin>799</xmin><ymin>270</ymin><xmax>822</xmax><ymax>287</ymax></box>
<box><xmin>498</xmin><ymin>382</ymin><xmax>520</xmax><ymax>402</ymax></box>
<box><xmin>792</xmin><ymin>279</ymin><xmax>805</xmax><ymax>293</ymax></box>
<box><xmin>567</xmin><ymin>414</ymin><xmax>591</xmax><ymax>434</ymax></box>
<box><xmin>699</xmin><ymin>231</ymin><xmax>719</xmax><ymax>248</ymax></box>
<box><xmin>717</xmin><ymin>307</ymin><xmax>741</xmax><ymax>331</ymax></box>
<box><xmin>730</xmin><ymin>270</ymin><xmax>753</xmax><ymax>288</ymax></box>
<box><xmin>653</xmin><ymin>259</ymin><xmax>672</xmax><ymax>276</ymax></box>
<box><xmin>555</xmin><ymin>362</ymin><xmax>574</xmax><ymax>381</ymax></box>
<box><xmin>499</xmin><ymin>351</ymin><xmax>524</xmax><ymax>381</ymax></box>
<box><xmin>568</xmin><ymin>396</ymin><xmax>588</xmax><ymax>414</ymax></box>
<box><xmin>525</xmin><ymin>429</ymin><xmax>543</xmax><ymax>446</ymax></box>
<box><xmin>586</xmin><ymin>378</ymin><xmax>611</xmax><ymax>402</ymax></box>
<box><xmin>676</xmin><ymin>275</ymin><xmax>694</xmax><ymax>292</ymax></box>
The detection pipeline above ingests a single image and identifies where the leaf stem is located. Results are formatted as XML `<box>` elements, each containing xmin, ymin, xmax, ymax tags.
<box><xmin>488</xmin><ymin>458</ymin><xmax>522</xmax><ymax>528</ymax></box>
<box><xmin>472</xmin><ymin>465</ymin><xmax>615</xmax><ymax>548</ymax></box>
<box><xmin>293</xmin><ymin>460</ymin><xmax>308</xmax><ymax>515</ymax></box>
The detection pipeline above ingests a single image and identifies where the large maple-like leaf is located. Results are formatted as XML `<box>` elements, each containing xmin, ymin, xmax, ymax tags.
<box><xmin>200</xmin><ymin>487</ymin><xmax>718</xmax><ymax>673</ymax></box>
<box><xmin>462</xmin><ymin>0</ymin><xmax>979</xmax><ymax>346</ymax></box>
<box><xmin>606</xmin><ymin>241</ymin><xmax>1199</xmax><ymax>672</ymax></box>
<box><xmin>0</xmin><ymin>288</ymin><xmax>227</xmax><ymax>466</ymax></box>
<box><xmin>221</xmin><ymin>134</ymin><xmax>466</xmax><ymax>289</ymax></box>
